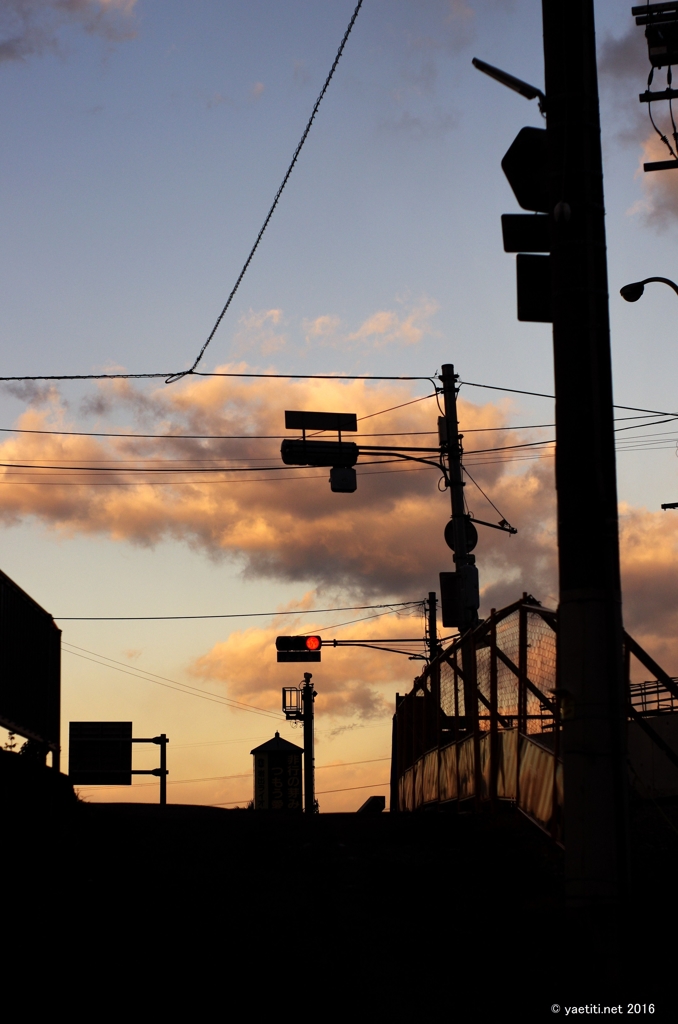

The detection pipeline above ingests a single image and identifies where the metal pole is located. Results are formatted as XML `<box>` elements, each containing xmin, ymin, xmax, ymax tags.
<box><xmin>159</xmin><ymin>734</ymin><xmax>167</xmax><ymax>806</ymax></box>
<box><xmin>427</xmin><ymin>591</ymin><xmax>438</xmax><ymax>660</ymax></box>
<box><xmin>542</xmin><ymin>0</ymin><xmax>628</xmax><ymax>908</ymax></box>
<box><xmin>441</xmin><ymin>363</ymin><xmax>479</xmax><ymax>734</ymax></box>
<box><xmin>302</xmin><ymin>673</ymin><xmax>316</xmax><ymax>813</ymax></box>
<box><xmin>440</xmin><ymin>364</ymin><xmax>471</xmax><ymax>583</ymax></box>
<box><xmin>490</xmin><ymin>609</ymin><xmax>498</xmax><ymax>811</ymax></box>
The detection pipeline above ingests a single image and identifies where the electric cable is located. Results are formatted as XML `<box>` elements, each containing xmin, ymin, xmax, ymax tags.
<box><xmin>646</xmin><ymin>66</ymin><xmax>677</xmax><ymax>158</ymax></box>
<box><xmin>211</xmin><ymin>779</ymin><xmax>390</xmax><ymax>806</ymax></box>
<box><xmin>56</xmin><ymin>601</ymin><xmax>420</xmax><ymax>621</ymax></box>
<box><xmin>62</xmin><ymin>643</ymin><xmax>285</xmax><ymax>720</ymax></box>
<box><xmin>76</xmin><ymin>756</ymin><xmax>392</xmax><ymax>790</ymax></box>
<box><xmin>169</xmin><ymin>0</ymin><xmax>365</xmax><ymax>383</ymax></box>
<box><xmin>461</xmin><ymin>464</ymin><xmax>515</xmax><ymax>530</ymax></box>
<box><xmin>459</xmin><ymin>379</ymin><xmax>678</xmax><ymax>419</ymax></box>
<box><xmin>0</xmin><ymin>418</ymin><xmax>564</xmax><ymax>441</ymax></box>
<box><xmin>0</xmin><ymin>370</ymin><xmax>433</xmax><ymax>383</ymax></box>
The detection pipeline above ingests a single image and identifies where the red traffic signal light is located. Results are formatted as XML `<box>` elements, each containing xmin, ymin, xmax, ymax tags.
<box><xmin>276</xmin><ymin>635</ymin><xmax>322</xmax><ymax>662</ymax></box>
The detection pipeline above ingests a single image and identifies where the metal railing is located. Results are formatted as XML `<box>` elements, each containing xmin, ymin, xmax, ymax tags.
<box><xmin>390</xmin><ymin>594</ymin><xmax>678</xmax><ymax>844</ymax></box>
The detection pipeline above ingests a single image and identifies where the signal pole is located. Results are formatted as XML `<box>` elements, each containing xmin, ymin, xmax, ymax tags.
<box><xmin>542</xmin><ymin>0</ymin><xmax>628</xmax><ymax>912</ymax></box>
<box><xmin>301</xmin><ymin>672</ymin><xmax>316</xmax><ymax>813</ymax></box>
<box><xmin>441</xmin><ymin>364</ymin><xmax>470</xmax><ymax>570</ymax></box>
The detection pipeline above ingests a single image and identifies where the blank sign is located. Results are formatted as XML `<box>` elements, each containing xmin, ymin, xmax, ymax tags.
<box><xmin>69</xmin><ymin>722</ymin><xmax>132</xmax><ymax>785</ymax></box>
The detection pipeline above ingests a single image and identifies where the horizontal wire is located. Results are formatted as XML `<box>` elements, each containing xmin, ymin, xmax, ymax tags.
<box><xmin>0</xmin><ymin>464</ymin><xmax>433</xmax><ymax>485</ymax></box>
<box><xmin>210</xmin><ymin>779</ymin><xmax>390</xmax><ymax>806</ymax></box>
<box><xmin>1</xmin><ymin>370</ymin><xmax>676</xmax><ymax>421</ymax></box>
<box><xmin>76</xmin><ymin>756</ymin><xmax>392</xmax><ymax>790</ymax></box>
<box><xmin>0</xmin><ymin>370</ymin><xmax>434</xmax><ymax>383</ymax></box>
<box><xmin>0</xmin><ymin>416</ymin><xmax>667</xmax><ymax>442</ymax></box>
<box><xmin>57</xmin><ymin>601</ymin><xmax>419</xmax><ymax>621</ymax></box>
<box><xmin>62</xmin><ymin>643</ymin><xmax>285</xmax><ymax>720</ymax></box>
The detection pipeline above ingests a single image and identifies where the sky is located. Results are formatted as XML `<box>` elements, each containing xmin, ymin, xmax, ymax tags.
<box><xmin>2</xmin><ymin>0</ymin><xmax>678</xmax><ymax>809</ymax></box>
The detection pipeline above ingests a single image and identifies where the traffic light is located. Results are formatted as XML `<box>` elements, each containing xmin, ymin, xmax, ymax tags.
<box><xmin>282</xmin><ymin>409</ymin><xmax>359</xmax><ymax>493</ymax></box>
<box><xmin>280</xmin><ymin>439</ymin><xmax>359</xmax><ymax>467</ymax></box>
<box><xmin>276</xmin><ymin>635</ymin><xmax>322</xmax><ymax>662</ymax></box>
<box><xmin>439</xmin><ymin>566</ymin><xmax>479</xmax><ymax>630</ymax></box>
<box><xmin>501</xmin><ymin>126</ymin><xmax>552</xmax><ymax>323</ymax></box>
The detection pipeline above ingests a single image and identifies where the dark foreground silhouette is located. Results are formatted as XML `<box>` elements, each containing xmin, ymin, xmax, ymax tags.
<box><xmin>2</xmin><ymin>750</ymin><xmax>675</xmax><ymax>1018</ymax></box>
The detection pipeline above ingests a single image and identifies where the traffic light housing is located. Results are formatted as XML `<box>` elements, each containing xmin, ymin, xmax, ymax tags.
<box><xmin>439</xmin><ymin>566</ymin><xmax>480</xmax><ymax>630</ymax></box>
<box><xmin>276</xmin><ymin>636</ymin><xmax>322</xmax><ymax>662</ymax></box>
<box><xmin>501</xmin><ymin>126</ymin><xmax>552</xmax><ymax>324</ymax></box>
<box><xmin>281</xmin><ymin>439</ymin><xmax>359</xmax><ymax>468</ymax></box>
<box><xmin>282</xmin><ymin>409</ymin><xmax>359</xmax><ymax>493</ymax></box>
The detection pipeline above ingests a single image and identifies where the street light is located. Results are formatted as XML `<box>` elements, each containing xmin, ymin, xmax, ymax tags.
<box><xmin>620</xmin><ymin>276</ymin><xmax>678</xmax><ymax>302</ymax></box>
<box><xmin>621</xmin><ymin>275</ymin><xmax>678</xmax><ymax>512</ymax></box>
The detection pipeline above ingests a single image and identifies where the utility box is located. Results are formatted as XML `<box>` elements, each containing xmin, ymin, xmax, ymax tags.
<box><xmin>250</xmin><ymin>732</ymin><xmax>304</xmax><ymax>811</ymax></box>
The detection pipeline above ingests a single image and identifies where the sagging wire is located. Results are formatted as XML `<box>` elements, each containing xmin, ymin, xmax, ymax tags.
<box><xmin>168</xmin><ymin>0</ymin><xmax>365</xmax><ymax>384</ymax></box>
<box><xmin>668</xmin><ymin>65</ymin><xmax>678</xmax><ymax>153</ymax></box>
<box><xmin>647</xmin><ymin>66</ymin><xmax>677</xmax><ymax>159</ymax></box>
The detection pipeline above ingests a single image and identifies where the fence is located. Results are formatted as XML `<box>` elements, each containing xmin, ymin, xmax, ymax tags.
<box><xmin>391</xmin><ymin>594</ymin><xmax>678</xmax><ymax>843</ymax></box>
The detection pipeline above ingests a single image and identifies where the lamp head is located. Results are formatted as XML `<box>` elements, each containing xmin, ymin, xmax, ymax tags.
<box><xmin>620</xmin><ymin>281</ymin><xmax>645</xmax><ymax>303</ymax></box>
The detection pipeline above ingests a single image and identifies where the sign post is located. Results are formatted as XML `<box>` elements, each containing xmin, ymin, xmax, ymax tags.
<box><xmin>69</xmin><ymin>722</ymin><xmax>169</xmax><ymax>805</ymax></box>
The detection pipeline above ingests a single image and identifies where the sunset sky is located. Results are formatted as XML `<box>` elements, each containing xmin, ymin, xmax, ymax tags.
<box><xmin>1</xmin><ymin>0</ymin><xmax>678</xmax><ymax>809</ymax></box>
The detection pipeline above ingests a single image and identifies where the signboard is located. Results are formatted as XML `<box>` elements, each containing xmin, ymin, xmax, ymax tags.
<box><xmin>0</xmin><ymin>568</ymin><xmax>61</xmax><ymax>756</ymax></box>
<box><xmin>284</xmin><ymin>410</ymin><xmax>357</xmax><ymax>432</ymax></box>
<box><xmin>69</xmin><ymin>722</ymin><xmax>133</xmax><ymax>785</ymax></box>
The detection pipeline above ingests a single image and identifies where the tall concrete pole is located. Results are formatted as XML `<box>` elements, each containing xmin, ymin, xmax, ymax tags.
<box><xmin>542</xmin><ymin>0</ymin><xmax>628</xmax><ymax>908</ymax></box>
<box><xmin>440</xmin><ymin>364</ymin><xmax>479</xmax><ymax>634</ymax></box>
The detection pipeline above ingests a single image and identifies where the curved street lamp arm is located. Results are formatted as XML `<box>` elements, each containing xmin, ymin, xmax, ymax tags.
<box><xmin>620</xmin><ymin>276</ymin><xmax>678</xmax><ymax>302</ymax></box>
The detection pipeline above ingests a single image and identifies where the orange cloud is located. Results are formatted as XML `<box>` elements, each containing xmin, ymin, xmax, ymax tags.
<box><xmin>5</xmin><ymin>365</ymin><xmax>678</xmax><ymax>704</ymax></box>
<box><xmin>628</xmin><ymin>132</ymin><xmax>678</xmax><ymax>226</ymax></box>
<box><xmin>0</xmin><ymin>369</ymin><xmax>557</xmax><ymax>602</ymax></box>
<box><xmin>347</xmin><ymin>298</ymin><xmax>439</xmax><ymax>347</ymax></box>
<box><xmin>190</xmin><ymin>609</ymin><xmax>426</xmax><ymax>719</ymax></box>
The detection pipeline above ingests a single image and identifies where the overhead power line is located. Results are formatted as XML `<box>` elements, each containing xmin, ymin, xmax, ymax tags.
<box><xmin>459</xmin><ymin>379</ymin><xmax>678</xmax><ymax>419</ymax></box>
<box><xmin>0</xmin><ymin>370</ymin><xmax>434</xmax><ymax>383</ymax></box>
<box><xmin>62</xmin><ymin>642</ymin><xmax>285</xmax><ymax>720</ymax></box>
<box><xmin>56</xmin><ymin>601</ymin><xmax>420</xmax><ymax>621</ymax></box>
<box><xmin>171</xmin><ymin>0</ymin><xmax>365</xmax><ymax>382</ymax></box>
<box><xmin>76</xmin><ymin>756</ymin><xmax>391</xmax><ymax>790</ymax></box>
<box><xmin>211</xmin><ymin>779</ymin><xmax>390</xmax><ymax>806</ymax></box>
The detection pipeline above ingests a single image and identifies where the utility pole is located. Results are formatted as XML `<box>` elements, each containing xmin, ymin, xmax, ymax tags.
<box><xmin>301</xmin><ymin>672</ymin><xmax>316</xmax><ymax>814</ymax></box>
<box><xmin>440</xmin><ymin>363</ymin><xmax>479</xmax><ymax>634</ymax></box>
<box><xmin>542</xmin><ymin>0</ymin><xmax>628</xmax><ymax>912</ymax></box>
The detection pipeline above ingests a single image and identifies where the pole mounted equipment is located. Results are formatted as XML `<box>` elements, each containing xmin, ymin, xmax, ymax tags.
<box><xmin>472</xmin><ymin>57</ymin><xmax>546</xmax><ymax>113</ymax></box>
<box><xmin>473</xmin><ymin>60</ymin><xmax>552</xmax><ymax>323</ymax></box>
<box><xmin>631</xmin><ymin>3</ymin><xmax>678</xmax><ymax>171</ymax></box>
<box><xmin>478</xmin><ymin>1</ymin><xmax>630</xmax><ymax>915</ymax></box>
<box><xmin>620</xmin><ymin>275</ymin><xmax>678</xmax><ymax>301</ymax></box>
<box><xmin>282</xmin><ymin>673</ymin><xmax>317</xmax><ymax>813</ymax></box>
